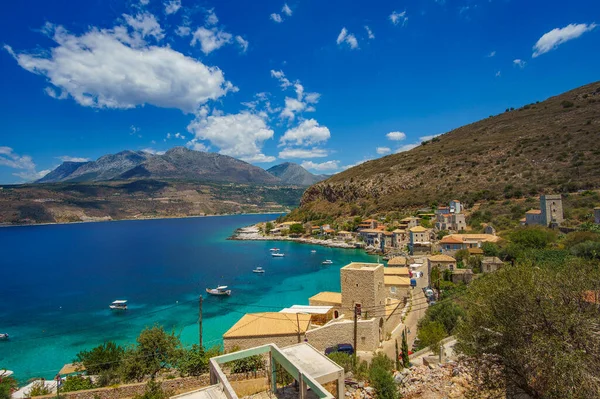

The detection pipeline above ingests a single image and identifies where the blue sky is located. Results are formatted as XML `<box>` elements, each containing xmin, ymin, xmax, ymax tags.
<box><xmin>0</xmin><ymin>0</ymin><xmax>599</xmax><ymax>183</ymax></box>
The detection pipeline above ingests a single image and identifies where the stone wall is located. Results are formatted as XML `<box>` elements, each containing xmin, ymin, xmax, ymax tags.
<box><xmin>305</xmin><ymin>318</ymin><xmax>379</xmax><ymax>352</ymax></box>
<box><xmin>37</xmin><ymin>376</ymin><xmax>210</xmax><ymax>399</ymax></box>
<box><xmin>384</xmin><ymin>301</ymin><xmax>403</xmax><ymax>336</ymax></box>
<box><xmin>223</xmin><ymin>334</ymin><xmax>304</xmax><ymax>352</ymax></box>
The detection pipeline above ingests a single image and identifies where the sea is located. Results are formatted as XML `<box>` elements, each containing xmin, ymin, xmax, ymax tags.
<box><xmin>0</xmin><ymin>214</ymin><xmax>376</xmax><ymax>382</ymax></box>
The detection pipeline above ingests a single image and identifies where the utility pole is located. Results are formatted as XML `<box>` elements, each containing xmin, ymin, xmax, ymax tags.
<box><xmin>198</xmin><ymin>295</ymin><xmax>203</xmax><ymax>347</ymax></box>
<box><xmin>353</xmin><ymin>304</ymin><xmax>359</xmax><ymax>366</ymax></box>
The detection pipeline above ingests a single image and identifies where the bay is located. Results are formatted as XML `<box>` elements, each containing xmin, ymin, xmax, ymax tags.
<box><xmin>0</xmin><ymin>215</ymin><xmax>375</xmax><ymax>382</ymax></box>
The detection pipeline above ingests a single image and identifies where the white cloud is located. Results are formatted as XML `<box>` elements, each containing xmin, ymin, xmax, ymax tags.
<box><xmin>0</xmin><ymin>147</ymin><xmax>50</xmax><ymax>182</ymax></box>
<box><xmin>376</xmin><ymin>147</ymin><xmax>391</xmax><ymax>155</ymax></box>
<box><xmin>487</xmin><ymin>50</ymin><xmax>496</xmax><ymax>57</ymax></box>
<box><xmin>301</xmin><ymin>160</ymin><xmax>340</xmax><ymax>172</ymax></box>
<box><xmin>206</xmin><ymin>9</ymin><xmax>219</xmax><ymax>25</ymax></box>
<box><xmin>304</xmin><ymin>92</ymin><xmax>320</xmax><ymax>103</ymax></box>
<box><xmin>282</xmin><ymin>4</ymin><xmax>292</xmax><ymax>16</ymax></box>
<box><xmin>140</xmin><ymin>0</ymin><xmax>150</xmax><ymax>5</ymax></box>
<box><xmin>419</xmin><ymin>134</ymin><xmax>439</xmax><ymax>142</ymax></box>
<box><xmin>513</xmin><ymin>59</ymin><xmax>526</xmax><ymax>68</ymax></box>
<box><xmin>280</xmin><ymin>97</ymin><xmax>306</xmax><ymax>120</ymax></box>
<box><xmin>365</xmin><ymin>26</ymin><xmax>375</xmax><ymax>40</ymax></box>
<box><xmin>123</xmin><ymin>12</ymin><xmax>165</xmax><ymax>41</ymax></box>
<box><xmin>5</xmin><ymin>24</ymin><xmax>233</xmax><ymax>114</ymax></box>
<box><xmin>270</xmin><ymin>70</ymin><xmax>292</xmax><ymax>89</ymax></box>
<box><xmin>336</xmin><ymin>27</ymin><xmax>359</xmax><ymax>49</ymax></box>
<box><xmin>532</xmin><ymin>23</ymin><xmax>597</xmax><ymax>57</ymax></box>
<box><xmin>386</xmin><ymin>131</ymin><xmax>406</xmax><ymax>141</ymax></box>
<box><xmin>235</xmin><ymin>36</ymin><xmax>249</xmax><ymax>52</ymax></box>
<box><xmin>130</xmin><ymin>125</ymin><xmax>141</xmax><ymax>137</ymax></box>
<box><xmin>175</xmin><ymin>26</ymin><xmax>191</xmax><ymax>36</ymax></box>
<box><xmin>389</xmin><ymin>10</ymin><xmax>408</xmax><ymax>26</ymax></box>
<box><xmin>164</xmin><ymin>0</ymin><xmax>181</xmax><ymax>15</ymax></box>
<box><xmin>191</xmin><ymin>27</ymin><xmax>233</xmax><ymax>54</ymax></box>
<box><xmin>141</xmin><ymin>148</ymin><xmax>166</xmax><ymax>155</ymax></box>
<box><xmin>165</xmin><ymin>132</ymin><xmax>187</xmax><ymax>140</ymax></box>
<box><xmin>270</xmin><ymin>13</ymin><xmax>283</xmax><ymax>23</ymax></box>
<box><xmin>57</xmin><ymin>156</ymin><xmax>90</xmax><ymax>162</ymax></box>
<box><xmin>495</xmin><ymin>70</ymin><xmax>501</xmax><ymax>77</ymax></box>
<box><xmin>186</xmin><ymin>140</ymin><xmax>209</xmax><ymax>152</ymax></box>
<box><xmin>187</xmin><ymin>111</ymin><xmax>275</xmax><ymax>162</ymax></box>
<box><xmin>280</xmin><ymin>119</ymin><xmax>331</xmax><ymax>146</ymax></box>
<box><xmin>279</xmin><ymin>148</ymin><xmax>328</xmax><ymax>159</ymax></box>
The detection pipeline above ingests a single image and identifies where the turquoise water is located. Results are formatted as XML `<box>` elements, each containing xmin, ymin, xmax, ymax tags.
<box><xmin>0</xmin><ymin>215</ymin><xmax>375</xmax><ymax>382</ymax></box>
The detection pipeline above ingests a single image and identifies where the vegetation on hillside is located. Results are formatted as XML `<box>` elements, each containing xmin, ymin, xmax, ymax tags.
<box><xmin>290</xmin><ymin>82</ymin><xmax>600</xmax><ymax>221</ymax></box>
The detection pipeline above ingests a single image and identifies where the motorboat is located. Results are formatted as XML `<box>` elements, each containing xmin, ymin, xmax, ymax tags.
<box><xmin>321</xmin><ymin>260</ymin><xmax>333</xmax><ymax>265</ymax></box>
<box><xmin>311</xmin><ymin>250</ymin><xmax>317</xmax><ymax>253</ymax></box>
<box><xmin>272</xmin><ymin>252</ymin><xmax>285</xmax><ymax>257</ymax></box>
<box><xmin>269</xmin><ymin>248</ymin><xmax>280</xmax><ymax>252</ymax></box>
<box><xmin>253</xmin><ymin>267</ymin><xmax>265</xmax><ymax>274</ymax></box>
<box><xmin>109</xmin><ymin>300</ymin><xmax>128</xmax><ymax>310</ymax></box>
<box><xmin>206</xmin><ymin>286</ymin><xmax>232</xmax><ymax>296</ymax></box>
<box><xmin>0</xmin><ymin>333</ymin><xmax>9</xmax><ymax>340</ymax></box>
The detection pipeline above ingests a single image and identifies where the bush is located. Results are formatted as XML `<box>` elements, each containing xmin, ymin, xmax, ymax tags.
<box><xmin>177</xmin><ymin>345</ymin><xmax>208</xmax><ymax>377</ymax></box>
<box><xmin>563</xmin><ymin>231</ymin><xmax>600</xmax><ymax>249</ymax></box>
<box><xmin>61</xmin><ymin>376</ymin><xmax>95</xmax><ymax>393</ymax></box>
<box><xmin>561</xmin><ymin>100</ymin><xmax>574</xmax><ymax>108</ymax></box>
<box><xmin>369</xmin><ymin>354</ymin><xmax>398</xmax><ymax>399</ymax></box>
<box><xmin>481</xmin><ymin>242</ymin><xmax>499</xmax><ymax>257</ymax></box>
<box><xmin>75</xmin><ymin>341</ymin><xmax>124</xmax><ymax>375</ymax></box>
<box><xmin>327</xmin><ymin>352</ymin><xmax>353</xmax><ymax>372</ymax></box>
<box><xmin>570</xmin><ymin>241</ymin><xmax>600</xmax><ymax>259</ymax></box>
<box><xmin>510</xmin><ymin>227</ymin><xmax>556</xmax><ymax>249</ymax></box>
<box><xmin>26</xmin><ymin>382</ymin><xmax>50</xmax><ymax>397</ymax></box>
<box><xmin>417</xmin><ymin>321</ymin><xmax>446</xmax><ymax>355</ymax></box>
<box><xmin>134</xmin><ymin>379</ymin><xmax>171</xmax><ymax>399</ymax></box>
<box><xmin>419</xmin><ymin>301</ymin><xmax>465</xmax><ymax>335</ymax></box>
<box><xmin>0</xmin><ymin>376</ymin><xmax>17</xmax><ymax>399</ymax></box>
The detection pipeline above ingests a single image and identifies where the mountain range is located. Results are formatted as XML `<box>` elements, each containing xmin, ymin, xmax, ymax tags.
<box><xmin>290</xmin><ymin>81</ymin><xmax>600</xmax><ymax>220</ymax></box>
<box><xmin>38</xmin><ymin>147</ymin><xmax>324</xmax><ymax>186</ymax></box>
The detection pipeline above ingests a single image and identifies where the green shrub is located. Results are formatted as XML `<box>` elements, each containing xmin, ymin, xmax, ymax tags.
<box><xmin>417</xmin><ymin>321</ymin><xmax>446</xmax><ymax>355</ymax></box>
<box><xmin>0</xmin><ymin>376</ymin><xmax>17</xmax><ymax>399</ymax></box>
<box><xmin>561</xmin><ymin>100</ymin><xmax>574</xmax><ymax>108</ymax></box>
<box><xmin>61</xmin><ymin>375</ymin><xmax>95</xmax><ymax>393</ymax></box>
<box><xmin>510</xmin><ymin>227</ymin><xmax>556</xmax><ymax>249</ymax></box>
<box><xmin>327</xmin><ymin>352</ymin><xmax>353</xmax><ymax>372</ymax></box>
<box><xmin>75</xmin><ymin>341</ymin><xmax>124</xmax><ymax>375</ymax></box>
<box><xmin>134</xmin><ymin>379</ymin><xmax>171</xmax><ymax>399</ymax></box>
<box><xmin>26</xmin><ymin>382</ymin><xmax>50</xmax><ymax>397</ymax></box>
<box><xmin>177</xmin><ymin>345</ymin><xmax>208</xmax><ymax>377</ymax></box>
<box><xmin>369</xmin><ymin>354</ymin><xmax>398</xmax><ymax>399</ymax></box>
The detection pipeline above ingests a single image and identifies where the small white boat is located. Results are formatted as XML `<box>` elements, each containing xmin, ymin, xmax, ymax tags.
<box><xmin>253</xmin><ymin>267</ymin><xmax>265</xmax><ymax>274</ymax></box>
<box><xmin>109</xmin><ymin>300</ymin><xmax>128</xmax><ymax>310</ymax></box>
<box><xmin>272</xmin><ymin>253</ymin><xmax>285</xmax><ymax>257</ymax></box>
<box><xmin>206</xmin><ymin>286</ymin><xmax>232</xmax><ymax>296</ymax></box>
<box><xmin>311</xmin><ymin>250</ymin><xmax>317</xmax><ymax>253</ymax></box>
<box><xmin>322</xmin><ymin>260</ymin><xmax>333</xmax><ymax>265</ymax></box>
<box><xmin>269</xmin><ymin>248</ymin><xmax>280</xmax><ymax>252</ymax></box>
<box><xmin>0</xmin><ymin>333</ymin><xmax>9</xmax><ymax>340</ymax></box>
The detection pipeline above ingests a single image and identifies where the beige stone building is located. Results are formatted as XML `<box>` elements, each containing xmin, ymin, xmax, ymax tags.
<box><xmin>387</xmin><ymin>256</ymin><xmax>411</xmax><ymax>267</ymax></box>
<box><xmin>451</xmin><ymin>269</ymin><xmax>473</xmax><ymax>284</ymax></box>
<box><xmin>340</xmin><ymin>263</ymin><xmax>386</xmax><ymax>316</ymax></box>
<box><xmin>524</xmin><ymin>194</ymin><xmax>564</xmax><ymax>227</ymax></box>
<box><xmin>309</xmin><ymin>292</ymin><xmax>342</xmax><ymax>318</ymax></box>
<box><xmin>409</xmin><ymin>226</ymin><xmax>431</xmax><ymax>255</ymax></box>
<box><xmin>427</xmin><ymin>254</ymin><xmax>457</xmax><ymax>272</ymax></box>
<box><xmin>222</xmin><ymin>312</ymin><xmax>311</xmax><ymax>351</ymax></box>
<box><xmin>481</xmin><ymin>256</ymin><xmax>504</xmax><ymax>273</ymax></box>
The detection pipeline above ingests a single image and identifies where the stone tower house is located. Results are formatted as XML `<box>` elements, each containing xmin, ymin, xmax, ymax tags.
<box><xmin>540</xmin><ymin>194</ymin><xmax>564</xmax><ymax>226</ymax></box>
<box><xmin>340</xmin><ymin>263</ymin><xmax>385</xmax><ymax>319</ymax></box>
<box><xmin>594</xmin><ymin>207</ymin><xmax>600</xmax><ymax>224</ymax></box>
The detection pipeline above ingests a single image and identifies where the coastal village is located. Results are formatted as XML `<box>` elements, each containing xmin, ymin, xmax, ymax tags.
<box><xmin>6</xmin><ymin>193</ymin><xmax>597</xmax><ymax>399</ymax></box>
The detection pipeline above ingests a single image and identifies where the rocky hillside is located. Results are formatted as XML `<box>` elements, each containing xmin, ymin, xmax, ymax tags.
<box><xmin>292</xmin><ymin>81</ymin><xmax>600</xmax><ymax>219</ymax></box>
<box><xmin>266</xmin><ymin>162</ymin><xmax>328</xmax><ymax>186</ymax></box>
<box><xmin>38</xmin><ymin>147</ymin><xmax>280</xmax><ymax>185</ymax></box>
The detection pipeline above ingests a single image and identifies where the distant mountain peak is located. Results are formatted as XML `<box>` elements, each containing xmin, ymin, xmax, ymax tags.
<box><xmin>267</xmin><ymin>162</ymin><xmax>328</xmax><ymax>186</ymax></box>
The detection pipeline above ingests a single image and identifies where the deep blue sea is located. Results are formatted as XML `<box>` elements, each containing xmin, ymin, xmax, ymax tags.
<box><xmin>0</xmin><ymin>215</ymin><xmax>375</xmax><ymax>382</ymax></box>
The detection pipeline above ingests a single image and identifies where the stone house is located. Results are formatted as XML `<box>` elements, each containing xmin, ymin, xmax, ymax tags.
<box><xmin>383</xmin><ymin>231</ymin><xmax>394</xmax><ymax>248</ymax></box>
<box><xmin>525</xmin><ymin>209</ymin><xmax>543</xmax><ymax>225</ymax></box>
<box><xmin>595</xmin><ymin>207</ymin><xmax>600</xmax><ymax>224</ymax></box>
<box><xmin>483</xmin><ymin>225</ymin><xmax>496</xmax><ymax>235</ymax></box>
<box><xmin>387</xmin><ymin>256</ymin><xmax>411</xmax><ymax>267</ymax></box>
<box><xmin>222</xmin><ymin>312</ymin><xmax>311</xmax><ymax>351</ymax></box>
<box><xmin>336</xmin><ymin>230</ymin><xmax>354</xmax><ymax>241</ymax></box>
<box><xmin>357</xmin><ymin>219</ymin><xmax>379</xmax><ymax>231</ymax></box>
<box><xmin>384</xmin><ymin>275</ymin><xmax>411</xmax><ymax>300</ymax></box>
<box><xmin>392</xmin><ymin>229</ymin><xmax>407</xmax><ymax>247</ymax></box>
<box><xmin>481</xmin><ymin>257</ymin><xmax>504</xmax><ymax>273</ymax></box>
<box><xmin>309</xmin><ymin>292</ymin><xmax>342</xmax><ymax>318</ymax></box>
<box><xmin>524</xmin><ymin>195</ymin><xmax>564</xmax><ymax>227</ymax></box>
<box><xmin>358</xmin><ymin>229</ymin><xmax>383</xmax><ymax>247</ymax></box>
<box><xmin>398</xmin><ymin>217</ymin><xmax>420</xmax><ymax>231</ymax></box>
<box><xmin>427</xmin><ymin>254</ymin><xmax>457</xmax><ymax>272</ymax></box>
<box><xmin>451</xmin><ymin>269</ymin><xmax>473</xmax><ymax>284</ymax></box>
<box><xmin>439</xmin><ymin>234</ymin><xmax>500</xmax><ymax>252</ymax></box>
<box><xmin>409</xmin><ymin>226</ymin><xmax>431</xmax><ymax>255</ymax></box>
<box><xmin>435</xmin><ymin>213</ymin><xmax>466</xmax><ymax>232</ymax></box>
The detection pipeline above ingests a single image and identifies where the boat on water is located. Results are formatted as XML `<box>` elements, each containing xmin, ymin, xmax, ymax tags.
<box><xmin>272</xmin><ymin>253</ymin><xmax>285</xmax><ymax>257</ymax></box>
<box><xmin>206</xmin><ymin>286</ymin><xmax>232</xmax><ymax>296</ymax></box>
<box><xmin>269</xmin><ymin>248</ymin><xmax>280</xmax><ymax>252</ymax></box>
<box><xmin>322</xmin><ymin>260</ymin><xmax>333</xmax><ymax>265</ymax></box>
<box><xmin>0</xmin><ymin>333</ymin><xmax>9</xmax><ymax>340</ymax></box>
<box><xmin>311</xmin><ymin>250</ymin><xmax>317</xmax><ymax>253</ymax></box>
<box><xmin>253</xmin><ymin>267</ymin><xmax>265</xmax><ymax>273</ymax></box>
<box><xmin>109</xmin><ymin>300</ymin><xmax>128</xmax><ymax>310</ymax></box>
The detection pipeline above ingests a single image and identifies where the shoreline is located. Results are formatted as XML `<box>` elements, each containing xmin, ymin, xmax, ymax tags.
<box><xmin>0</xmin><ymin>211</ymin><xmax>286</xmax><ymax>229</ymax></box>
<box><xmin>230</xmin><ymin>225</ymin><xmax>372</xmax><ymax>251</ymax></box>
